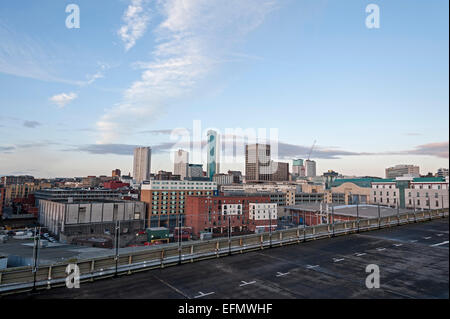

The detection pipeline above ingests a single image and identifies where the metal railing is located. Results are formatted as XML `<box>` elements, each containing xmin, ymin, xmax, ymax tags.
<box><xmin>0</xmin><ymin>208</ymin><xmax>448</xmax><ymax>295</ymax></box>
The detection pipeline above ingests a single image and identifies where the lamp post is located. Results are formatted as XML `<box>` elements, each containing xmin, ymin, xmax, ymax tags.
<box><xmin>114</xmin><ymin>220</ymin><xmax>120</xmax><ymax>277</ymax></box>
<box><xmin>32</xmin><ymin>226</ymin><xmax>41</xmax><ymax>292</ymax></box>
<box><xmin>178</xmin><ymin>214</ymin><xmax>182</xmax><ymax>265</ymax></box>
<box><xmin>356</xmin><ymin>202</ymin><xmax>360</xmax><ymax>233</ymax></box>
<box><xmin>228</xmin><ymin>215</ymin><xmax>231</xmax><ymax>256</ymax></box>
<box><xmin>331</xmin><ymin>204</ymin><xmax>335</xmax><ymax>237</ymax></box>
<box><xmin>269</xmin><ymin>208</ymin><xmax>272</xmax><ymax>248</ymax></box>
<box><xmin>377</xmin><ymin>204</ymin><xmax>381</xmax><ymax>229</ymax></box>
<box><xmin>303</xmin><ymin>210</ymin><xmax>306</xmax><ymax>241</ymax></box>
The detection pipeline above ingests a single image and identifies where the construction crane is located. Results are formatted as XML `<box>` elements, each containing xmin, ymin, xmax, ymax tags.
<box><xmin>307</xmin><ymin>140</ymin><xmax>316</xmax><ymax>160</ymax></box>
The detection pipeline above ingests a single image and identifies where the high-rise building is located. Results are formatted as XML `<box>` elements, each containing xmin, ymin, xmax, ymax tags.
<box><xmin>133</xmin><ymin>147</ymin><xmax>152</xmax><ymax>184</ymax></box>
<box><xmin>174</xmin><ymin>149</ymin><xmax>189</xmax><ymax>180</ymax></box>
<box><xmin>188</xmin><ymin>164</ymin><xmax>204</xmax><ymax>178</ymax></box>
<box><xmin>112</xmin><ymin>169</ymin><xmax>121</xmax><ymax>178</ymax></box>
<box><xmin>385</xmin><ymin>165</ymin><xmax>420</xmax><ymax>179</ymax></box>
<box><xmin>207</xmin><ymin>130</ymin><xmax>220</xmax><ymax>180</ymax></box>
<box><xmin>292</xmin><ymin>159</ymin><xmax>304</xmax><ymax>176</ymax></box>
<box><xmin>305</xmin><ymin>160</ymin><xmax>317</xmax><ymax>177</ymax></box>
<box><xmin>245</xmin><ymin>144</ymin><xmax>273</xmax><ymax>182</ymax></box>
<box><xmin>141</xmin><ymin>180</ymin><xmax>217</xmax><ymax>228</ymax></box>
<box><xmin>271</xmin><ymin>161</ymin><xmax>290</xmax><ymax>181</ymax></box>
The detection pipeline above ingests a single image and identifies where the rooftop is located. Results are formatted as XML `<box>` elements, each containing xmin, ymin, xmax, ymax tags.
<box><xmin>9</xmin><ymin>218</ymin><xmax>448</xmax><ymax>299</ymax></box>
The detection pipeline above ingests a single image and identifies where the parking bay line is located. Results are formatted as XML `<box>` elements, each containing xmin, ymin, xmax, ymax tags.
<box><xmin>430</xmin><ymin>241</ymin><xmax>449</xmax><ymax>247</ymax></box>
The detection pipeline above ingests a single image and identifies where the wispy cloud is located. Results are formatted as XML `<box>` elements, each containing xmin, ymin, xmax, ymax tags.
<box><xmin>68</xmin><ymin>140</ymin><xmax>450</xmax><ymax>162</ymax></box>
<box><xmin>98</xmin><ymin>0</ymin><xmax>277</xmax><ymax>143</ymax></box>
<box><xmin>49</xmin><ymin>92</ymin><xmax>78</xmax><ymax>108</ymax></box>
<box><xmin>118</xmin><ymin>0</ymin><xmax>151</xmax><ymax>51</ymax></box>
<box><xmin>403</xmin><ymin>141</ymin><xmax>449</xmax><ymax>158</ymax></box>
<box><xmin>0</xmin><ymin>146</ymin><xmax>15</xmax><ymax>153</ymax></box>
<box><xmin>23</xmin><ymin>120</ymin><xmax>41</xmax><ymax>128</ymax></box>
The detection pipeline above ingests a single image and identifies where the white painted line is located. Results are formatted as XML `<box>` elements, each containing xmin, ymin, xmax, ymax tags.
<box><xmin>376</xmin><ymin>248</ymin><xmax>386</xmax><ymax>251</ymax></box>
<box><xmin>393</xmin><ymin>244</ymin><xmax>403</xmax><ymax>247</ymax></box>
<box><xmin>239</xmin><ymin>281</ymin><xmax>256</xmax><ymax>287</ymax></box>
<box><xmin>194</xmin><ymin>291</ymin><xmax>215</xmax><ymax>298</ymax></box>
<box><xmin>306</xmin><ymin>265</ymin><xmax>319</xmax><ymax>269</ymax></box>
<box><xmin>423</xmin><ymin>237</ymin><xmax>432</xmax><ymax>240</ymax></box>
<box><xmin>333</xmin><ymin>258</ymin><xmax>345</xmax><ymax>263</ymax></box>
<box><xmin>276</xmin><ymin>272</ymin><xmax>290</xmax><ymax>277</ymax></box>
<box><xmin>430</xmin><ymin>241</ymin><xmax>449</xmax><ymax>247</ymax></box>
<box><xmin>355</xmin><ymin>253</ymin><xmax>367</xmax><ymax>257</ymax></box>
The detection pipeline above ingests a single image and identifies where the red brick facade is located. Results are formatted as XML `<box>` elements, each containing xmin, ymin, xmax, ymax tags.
<box><xmin>185</xmin><ymin>195</ymin><xmax>273</xmax><ymax>238</ymax></box>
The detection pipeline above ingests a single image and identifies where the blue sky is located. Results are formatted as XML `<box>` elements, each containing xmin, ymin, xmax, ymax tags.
<box><xmin>0</xmin><ymin>0</ymin><xmax>448</xmax><ymax>178</ymax></box>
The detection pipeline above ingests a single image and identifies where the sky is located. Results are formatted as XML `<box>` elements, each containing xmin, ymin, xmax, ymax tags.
<box><xmin>0</xmin><ymin>0</ymin><xmax>448</xmax><ymax>178</ymax></box>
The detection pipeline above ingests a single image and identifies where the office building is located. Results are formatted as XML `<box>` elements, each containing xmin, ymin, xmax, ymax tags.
<box><xmin>174</xmin><ymin>149</ymin><xmax>189</xmax><ymax>180</ymax></box>
<box><xmin>133</xmin><ymin>147</ymin><xmax>152</xmax><ymax>184</ymax></box>
<box><xmin>1</xmin><ymin>175</ymin><xmax>35</xmax><ymax>186</ymax></box>
<box><xmin>141</xmin><ymin>180</ymin><xmax>217</xmax><ymax>228</ymax></box>
<box><xmin>385</xmin><ymin>165</ymin><xmax>420</xmax><ymax>179</ymax></box>
<box><xmin>245</xmin><ymin>144</ymin><xmax>273</xmax><ymax>182</ymax></box>
<box><xmin>305</xmin><ymin>160</ymin><xmax>317</xmax><ymax>177</ymax></box>
<box><xmin>112</xmin><ymin>169</ymin><xmax>121</xmax><ymax>178</ymax></box>
<box><xmin>228</xmin><ymin>171</ymin><xmax>243</xmax><ymax>184</ymax></box>
<box><xmin>154</xmin><ymin>171</ymin><xmax>181</xmax><ymax>181</ymax></box>
<box><xmin>271</xmin><ymin>161</ymin><xmax>290</xmax><ymax>181</ymax></box>
<box><xmin>292</xmin><ymin>159</ymin><xmax>304</xmax><ymax>176</ymax></box>
<box><xmin>188</xmin><ymin>164</ymin><xmax>204</xmax><ymax>178</ymax></box>
<box><xmin>213</xmin><ymin>173</ymin><xmax>234</xmax><ymax>186</ymax></box>
<box><xmin>207</xmin><ymin>130</ymin><xmax>220</xmax><ymax>180</ymax></box>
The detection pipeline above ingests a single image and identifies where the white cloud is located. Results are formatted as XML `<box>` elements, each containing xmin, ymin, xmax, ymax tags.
<box><xmin>118</xmin><ymin>0</ymin><xmax>151</xmax><ymax>51</ymax></box>
<box><xmin>49</xmin><ymin>92</ymin><xmax>78</xmax><ymax>108</ymax></box>
<box><xmin>98</xmin><ymin>0</ymin><xmax>277</xmax><ymax>143</ymax></box>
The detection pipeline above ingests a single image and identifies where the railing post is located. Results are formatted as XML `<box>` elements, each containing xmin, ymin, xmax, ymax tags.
<box><xmin>47</xmin><ymin>266</ymin><xmax>52</xmax><ymax>289</ymax></box>
<box><xmin>90</xmin><ymin>260</ymin><xmax>95</xmax><ymax>282</ymax></box>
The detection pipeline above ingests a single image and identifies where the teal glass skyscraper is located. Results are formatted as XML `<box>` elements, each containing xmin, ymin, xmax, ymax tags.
<box><xmin>207</xmin><ymin>130</ymin><xmax>220</xmax><ymax>180</ymax></box>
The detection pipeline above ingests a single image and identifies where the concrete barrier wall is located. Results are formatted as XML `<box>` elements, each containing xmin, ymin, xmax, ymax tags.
<box><xmin>0</xmin><ymin>209</ymin><xmax>448</xmax><ymax>294</ymax></box>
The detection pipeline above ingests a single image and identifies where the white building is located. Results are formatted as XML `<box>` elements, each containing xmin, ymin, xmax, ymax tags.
<box><xmin>222</xmin><ymin>203</ymin><xmax>243</xmax><ymax>215</ymax></box>
<box><xmin>213</xmin><ymin>173</ymin><xmax>234</xmax><ymax>186</ymax></box>
<box><xmin>385</xmin><ymin>164</ymin><xmax>420</xmax><ymax>179</ymax></box>
<box><xmin>371</xmin><ymin>180</ymin><xmax>400</xmax><ymax>207</ymax></box>
<box><xmin>133</xmin><ymin>147</ymin><xmax>152</xmax><ymax>184</ymax></box>
<box><xmin>305</xmin><ymin>160</ymin><xmax>317</xmax><ymax>177</ymax></box>
<box><xmin>249</xmin><ymin>203</ymin><xmax>277</xmax><ymax>220</ymax></box>
<box><xmin>405</xmin><ymin>177</ymin><xmax>449</xmax><ymax>210</ymax></box>
<box><xmin>174</xmin><ymin>149</ymin><xmax>189</xmax><ymax>180</ymax></box>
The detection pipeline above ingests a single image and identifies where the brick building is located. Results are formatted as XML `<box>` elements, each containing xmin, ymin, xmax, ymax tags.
<box><xmin>185</xmin><ymin>195</ymin><xmax>277</xmax><ymax>238</ymax></box>
<box><xmin>141</xmin><ymin>180</ymin><xmax>217</xmax><ymax>229</ymax></box>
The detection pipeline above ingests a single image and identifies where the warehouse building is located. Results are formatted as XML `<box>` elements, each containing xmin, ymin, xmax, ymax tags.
<box><xmin>38</xmin><ymin>199</ymin><xmax>146</xmax><ymax>244</ymax></box>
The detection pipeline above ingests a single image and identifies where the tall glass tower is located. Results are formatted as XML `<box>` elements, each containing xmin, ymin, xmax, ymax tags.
<box><xmin>207</xmin><ymin>130</ymin><xmax>220</xmax><ymax>180</ymax></box>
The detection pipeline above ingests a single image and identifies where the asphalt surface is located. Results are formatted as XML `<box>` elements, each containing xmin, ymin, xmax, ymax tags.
<box><xmin>6</xmin><ymin>218</ymin><xmax>449</xmax><ymax>299</ymax></box>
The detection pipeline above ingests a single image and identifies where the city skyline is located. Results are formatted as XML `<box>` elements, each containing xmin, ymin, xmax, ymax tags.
<box><xmin>0</xmin><ymin>0</ymin><xmax>448</xmax><ymax>178</ymax></box>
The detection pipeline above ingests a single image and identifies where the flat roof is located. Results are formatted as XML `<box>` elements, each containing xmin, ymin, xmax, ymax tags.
<box><xmin>285</xmin><ymin>204</ymin><xmax>414</xmax><ymax>218</ymax></box>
